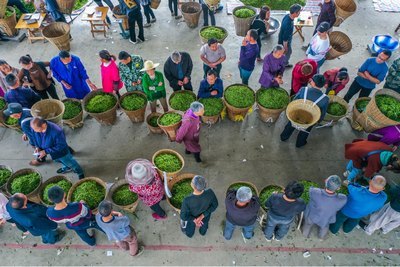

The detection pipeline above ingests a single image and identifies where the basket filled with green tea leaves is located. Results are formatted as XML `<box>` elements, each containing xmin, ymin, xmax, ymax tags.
<box><xmin>39</xmin><ymin>175</ymin><xmax>73</xmax><ymax>206</ymax></box>
<box><xmin>67</xmin><ymin>177</ymin><xmax>107</xmax><ymax>213</ymax></box>
<box><xmin>119</xmin><ymin>91</ymin><xmax>148</xmax><ymax>123</ymax></box>
<box><xmin>323</xmin><ymin>95</ymin><xmax>349</xmax><ymax>124</ymax></box>
<box><xmin>62</xmin><ymin>98</ymin><xmax>83</xmax><ymax>129</ymax></box>
<box><xmin>166</xmin><ymin>173</ymin><xmax>195</xmax><ymax>213</ymax></box>
<box><xmin>152</xmin><ymin>149</ymin><xmax>184</xmax><ymax>179</ymax></box>
<box><xmin>199</xmin><ymin>98</ymin><xmax>224</xmax><ymax>124</ymax></box>
<box><xmin>199</xmin><ymin>26</ymin><xmax>228</xmax><ymax>43</ymax></box>
<box><xmin>157</xmin><ymin>111</ymin><xmax>183</xmax><ymax>141</ymax></box>
<box><xmin>232</xmin><ymin>6</ymin><xmax>257</xmax><ymax>36</ymax></box>
<box><xmin>146</xmin><ymin>112</ymin><xmax>163</xmax><ymax>134</ymax></box>
<box><xmin>256</xmin><ymin>87</ymin><xmax>289</xmax><ymax>123</ymax></box>
<box><xmin>6</xmin><ymin>168</ymin><xmax>42</xmax><ymax>203</ymax></box>
<box><xmin>168</xmin><ymin>90</ymin><xmax>196</xmax><ymax>112</ymax></box>
<box><xmin>109</xmin><ymin>180</ymin><xmax>139</xmax><ymax>212</ymax></box>
<box><xmin>224</xmin><ymin>84</ymin><xmax>255</xmax><ymax>122</ymax></box>
<box><xmin>83</xmin><ymin>90</ymin><xmax>118</xmax><ymax>125</ymax></box>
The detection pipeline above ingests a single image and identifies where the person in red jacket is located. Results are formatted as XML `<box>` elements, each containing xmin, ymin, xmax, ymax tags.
<box><xmin>290</xmin><ymin>59</ymin><xmax>317</xmax><ymax>96</ymax></box>
<box><xmin>323</xmin><ymin>67</ymin><xmax>349</xmax><ymax>95</ymax></box>
<box><xmin>343</xmin><ymin>139</ymin><xmax>400</xmax><ymax>184</ymax></box>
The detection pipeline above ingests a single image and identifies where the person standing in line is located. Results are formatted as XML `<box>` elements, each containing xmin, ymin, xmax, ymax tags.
<box><xmin>313</xmin><ymin>0</ymin><xmax>336</xmax><ymax>35</ymax></box>
<box><xmin>250</xmin><ymin>5</ymin><xmax>271</xmax><ymax>61</ymax></box>
<box><xmin>118</xmin><ymin>51</ymin><xmax>144</xmax><ymax>92</ymax></box>
<box><xmin>383</xmin><ymin>57</ymin><xmax>400</xmax><ymax>94</ymax></box>
<box><xmin>259</xmin><ymin>45</ymin><xmax>286</xmax><ymax>89</ymax></box>
<box><xmin>99</xmin><ymin>50</ymin><xmax>123</xmax><ymax>98</ymax></box>
<box><xmin>141</xmin><ymin>0</ymin><xmax>156</xmax><ymax>28</ymax></box>
<box><xmin>0</xmin><ymin>193</ymin><xmax>27</xmax><ymax>234</ymax></box>
<box><xmin>200</xmin><ymin>38</ymin><xmax>226</xmax><ymax>78</ymax></box>
<box><xmin>141</xmin><ymin>60</ymin><xmax>168</xmax><ymax>113</ymax></box>
<box><xmin>0</xmin><ymin>60</ymin><xmax>19</xmax><ymax>95</ymax></box>
<box><xmin>197</xmin><ymin>69</ymin><xmax>223</xmax><ymax>99</ymax></box>
<box><xmin>238</xmin><ymin>29</ymin><xmax>259</xmax><ymax>85</ymax></box>
<box><xmin>168</xmin><ymin>0</ymin><xmax>181</xmax><ymax>19</ymax></box>
<box><xmin>164</xmin><ymin>51</ymin><xmax>193</xmax><ymax>91</ymax></box>
<box><xmin>200</xmin><ymin>0</ymin><xmax>216</xmax><ymax>27</ymax></box>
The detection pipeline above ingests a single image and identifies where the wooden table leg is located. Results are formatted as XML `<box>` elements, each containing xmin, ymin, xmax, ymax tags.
<box><xmin>396</xmin><ymin>23</ymin><xmax>400</xmax><ymax>33</ymax></box>
<box><xmin>293</xmin><ymin>25</ymin><xmax>305</xmax><ymax>42</ymax></box>
<box><xmin>90</xmin><ymin>21</ymin><xmax>95</xmax><ymax>38</ymax></box>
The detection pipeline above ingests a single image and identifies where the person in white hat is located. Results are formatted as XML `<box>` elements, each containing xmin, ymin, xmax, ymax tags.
<box><xmin>125</xmin><ymin>159</ymin><xmax>167</xmax><ymax>220</ymax></box>
<box><xmin>141</xmin><ymin>60</ymin><xmax>168</xmax><ymax>113</ymax></box>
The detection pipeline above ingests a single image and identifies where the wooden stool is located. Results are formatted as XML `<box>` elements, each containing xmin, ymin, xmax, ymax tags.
<box><xmin>82</xmin><ymin>6</ymin><xmax>110</xmax><ymax>38</ymax></box>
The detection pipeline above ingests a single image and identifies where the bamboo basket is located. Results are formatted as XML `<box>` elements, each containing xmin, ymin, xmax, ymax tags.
<box><xmin>112</xmin><ymin>5</ymin><xmax>129</xmax><ymax>30</ymax></box>
<box><xmin>42</xmin><ymin>22</ymin><xmax>71</xmax><ymax>51</ymax></box>
<box><xmin>146</xmin><ymin>112</ymin><xmax>163</xmax><ymax>134</ymax></box>
<box><xmin>119</xmin><ymin>91</ymin><xmax>148</xmax><ymax>123</ymax></box>
<box><xmin>334</xmin><ymin>0</ymin><xmax>356</xmax><ymax>27</ymax></box>
<box><xmin>259</xmin><ymin>184</ymin><xmax>284</xmax><ymax>212</ymax></box>
<box><xmin>4</xmin><ymin>119</ymin><xmax>21</xmax><ymax>132</ymax></box>
<box><xmin>0</xmin><ymin>7</ymin><xmax>17</xmax><ymax>37</ymax></box>
<box><xmin>199</xmin><ymin>26</ymin><xmax>228</xmax><ymax>44</ymax></box>
<box><xmin>168</xmin><ymin>90</ymin><xmax>196</xmax><ymax>112</ymax></box>
<box><xmin>205</xmin><ymin>0</ymin><xmax>220</xmax><ymax>8</ymax></box>
<box><xmin>0</xmin><ymin>165</ymin><xmax>13</xmax><ymax>196</ymax></box>
<box><xmin>181</xmin><ymin>2</ymin><xmax>202</xmax><ymax>29</ymax></box>
<box><xmin>286</xmin><ymin>99</ymin><xmax>321</xmax><ymax>129</ymax></box>
<box><xmin>166</xmin><ymin>173</ymin><xmax>195</xmax><ymax>214</ymax></box>
<box><xmin>232</xmin><ymin>6</ymin><xmax>257</xmax><ymax>37</ymax></box>
<box><xmin>0</xmin><ymin>97</ymin><xmax>6</xmax><ymax>128</ymax></box>
<box><xmin>62</xmin><ymin>98</ymin><xmax>84</xmax><ymax>129</ymax></box>
<box><xmin>226</xmin><ymin>181</ymin><xmax>259</xmax><ymax>197</ymax></box>
<box><xmin>31</xmin><ymin>99</ymin><xmax>65</xmax><ymax>126</ymax></box>
<box><xmin>224</xmin><ymin>84</ymin><xmax>255</xmax><ymax>122</ymax></box>
<box><xmin>326</xmin><ymin>31</ymin><xmax>352</xmax><ymax>60</ymax></box>
<box><xmin>83</xmin><ymin>90</ymin><xmax>119</xmax><ymax>126</ymax></box>
<box><xmin>152</xmin><ymin>149</ymin><xmax>185</xmax><ymax>181</ymax></box>
<box><xmin>6</xmin><ymin>168</ymin><xmax>42</xmax><ymax>203</ymax></box>
<box><xmin>256</xmin><ymin>88</ymin><xmax>289</xmax><ymax>123</ymax></box>
<box><xmin>56</xmin><ymin>0</ymin><xmax>77</xmax><ymax>14</ymax></box>
<box><xmin>322</xmin><ymin>95</ymin><xmax>349</xmax><ymax>124</ymax></box>
<box><xmin>67</xmin><ymin>177</ymin><xmax>107</xmax><ymax>214</ymax></box>
<box><xmin>38</xmin><ymin>175</ymin><xmax>73</xmax><ymax>207</ymax></box>
<box><xmin>157</xmin><ymin>111</ymin><xmax>182</xmax><ymax>141</ymax></box>
<box><xmin>200</xmin><ymin>98</ymin><xmax>224</xmax><ymax>125</ymax></box>
<box><xmin>0</xmin><ymin>0</ymin><xmax>7</xmax><ymax>19</ymax></box>
<box><xmin>351</xmin><ymin>97</ymin><xmax>370</xmax><ymax>131</ymax></box>
<box><xmin>150</xmin><ymin>0</ymin><xmax>161</xmax><ymax>9</ymax></box>
<box><xmin>109</xmin><ymin>179</ymin><xmax>139</xmax><ymax>213</ymax></box>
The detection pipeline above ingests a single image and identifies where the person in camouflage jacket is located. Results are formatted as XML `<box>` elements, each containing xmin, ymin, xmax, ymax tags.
<box><xmin>118</xmin><ymin>51</ymin><xmax>144</xmax><ymax>92</ymax></box>
<box><xmin>384</xmin><ymin>57</ymin><xmax>400</xmax><ymax>94</ymax></box>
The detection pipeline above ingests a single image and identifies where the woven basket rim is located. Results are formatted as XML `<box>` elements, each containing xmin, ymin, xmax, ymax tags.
<box><xmin>157</xmin><ymin>111</ymin><xmax>183</xmax><ymax>127</ymax></box>
<box><xmin>109</xmin><ymin>179</ymin><xmax>139</xmax><ymax>208</ymax></box>
<box><xmin>166</xmin><ymin>173</ymin><xmax>195</xmax><ymax>212</ymax></box>
<box><xmin>151</xmin><ymin>149</ymin><xmax>185</xmax><ymax>175</ymax></box>
<box><xmin>119</xmin><ymin>91</ymin><xmax>148</xmax><ymax>112</ymax></box>
<box><xmin>6</xmin><ymin>168</ymin><xmax>42</xmax><ymax>196</ymax></box>
<box><xmin>83</xmin><ymin>90</ymin><xmax>119</xmax><ymax>115</ymax></box>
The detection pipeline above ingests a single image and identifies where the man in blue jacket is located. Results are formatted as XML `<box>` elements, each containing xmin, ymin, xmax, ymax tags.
<box><xmin>280</xmin><ymin>74</ymin><xmax>329</xmax><ymax>147</ymax></box>
<box><xmin>3</xmin><ymin>103</ymin><xmax>32</xmax><ymax>127</ymax></box>
<box><xmin>278</xmin><ymin>4</ymin><xmax>301</xmax><ymax>68</ymax></box>
<box><xmin>197</xmin><ymin>69</ymin><xmax>223</xmax><ymax>99</ymax></box>
<box><xmin>6</xmin><ymin>193</ymin><xmax>65</xmax><ymax>244</ymax></box>
<box><xmin>4</xmin><ymin>74</ymin><xmax>41</xmax><ymax>108</ymax></box>
<box><xmin>21</xmin><ymin>118</ymin><xmax>84</xmax><ymax>179</ymax></box>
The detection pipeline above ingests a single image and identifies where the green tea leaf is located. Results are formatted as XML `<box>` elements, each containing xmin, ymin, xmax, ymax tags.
<box><xmin>11</xmin><ymin>172</ymin><xmax>41</xmax><ymax>195</ymax></box>
<box><xmin>159</xmin><ymin>113</ymin><xmax>182</xmax><ymax>126</ymax></box>
<box><xmin>5</xmin><ymin>117</ymin><xmax>18</xmax><ymax>126</ymax></box>
<box><xmin>42</xmin><ymin>179</ymin><xmax>72</xmax><ymax>205</ymax></box>
<box><xmin>72</xmin><ymin>181</ymin><xmax>105</xmax><ymax>210</ymax></box>
<box><xmin>199</xmin><ymin>98</ymin><xmax>224</xmax><ymax>116</ymax></box>
<box><xmin>259</xmin><ymin>185</ymin><xmax>283</xmax><ymax>209</ymax></box>
<box><xmin>121</xmin><ymin>94</ymin><xmax>147</xmax><ymax>111</ymax></box>
<box><xmin>228</xmin><ymin>182</ymin><xmax>257</xmax><ymax>196</ymax></box>
<box><xmin>234</xmin><ymin>7</ymin><xmax>256</xmax><ymax>18</ymax></box>
<box><xmin>0</xmin><ymin>168</ymin><xmax>12</xmax><ymax>187</ymax></box>
<box><xmin>149</xmin><ymin>115</ymin><xmax>160</xmax><ymax>127</ymax></box>
<box><xmin>0</xmin><ymin>99</ymin><xmax>6</xmax><ymax>110</ymax></box>
<box><xmin>112</xmin><ymin>184</ymin><xmax>138</xmax><ymax>206</ymax></box>
<box><xmin>376</xmin><ymin>95</ymin><xmax>400</xmax><ymax>122</ymax></box>
<box><xmin>170</xmin><ymin>92</ymin><xmax>196</xmax><ymax>111</ymax></box>
<box><xmin>154</xmin><ymin>153</ymin><xmax>182</xmax><ymax>173</ymax></box>
<box><xmin>200</xmin><ymin>27</ymin><xmax>227</xmax><ymax>40</ymax></box>
<box><xmin>355</xmin><ymin>99</ymin><xmax>370</xmax><ymax>113</ymax></box>
<box><xmin>63</xmin><ymin>100</ymin><xmax>82</xmax><ymax>120</ymax></box>
<box><xmin>170</xmin><ymin>179</ymin><xmax>193</xmax><ymax>209</ymax></box>
<box><xmin>225</xmin><ymin>85</ymin><xmax>255</xmax><ymax>108</ymax></box>
<box><xmin>327</xmin><ymin>102</ymin><xmax>347</xmax><ymax>116</ymax></box>
<box><xmin>298</xmin><ymin>180</ymin><xmax>319</xmax><ymax>204</ymax></box>
<box><xmin>86</xmin><ymin>93</ymin><xmax>117</xmax><ymax>113</ymax></box>
<box><xmin>257</xmin><ymin>88</ymin><xmax>289</xmax><ymax>109</ymax></box>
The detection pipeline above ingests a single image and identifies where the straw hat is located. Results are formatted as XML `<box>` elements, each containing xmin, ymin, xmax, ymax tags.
<box><xmin>141</xmin><ymin>60</ymin><xmax>160</xmax><ymax>72</ymax></box>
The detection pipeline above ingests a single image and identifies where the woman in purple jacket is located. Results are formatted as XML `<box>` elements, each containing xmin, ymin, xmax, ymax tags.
<box><xmin>368</xmin><ymin>125</ymin><xmax>400</xmax><ymax>149</ymax></box>
<box><xmin>176</xmin><ymin>101</ymin><xmax>204</xmax><ymax>163</ymax></box>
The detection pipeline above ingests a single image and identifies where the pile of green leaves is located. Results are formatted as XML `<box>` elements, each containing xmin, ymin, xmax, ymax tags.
<box><xmin>239</xmin><ymin>0</ymin><xmax>305</xmax><ymax>9</ymax></box>
<box><xmin>199</xmin><ymin>98</ymin><xmax>224</xmax><ymax>116</ymax></box>
<box><xmin>158</xmin><ymin>113</ymin><xmax>182</xmax><ymax>126</ymax></box>
<box><xmin>225</xmin><ymin>85</ymin><xmax>255</xmax><ymax>108</ymax></box>
<box><xmin>72</xmin><ymin>181</ymin><xmax>105</xmax><ymax>210</ymax></box>
<box><xmin>154</xmin><ymin>153</ymin><xmax>182</xmax><ymax>173</ymax></box>
<box><xmin>376</xmin><ymin>95</ymin><xmax>400</xmax><ymax>122</ymax></box>
<box><xmin>86</xmin><ymin>93</ymin><xmax>117</xmax><ymax>113</ymax></box>
<box><xmin>0</xmin><ymin>168</ymin><xmax>12</xmax><ymax>187</ymax></box>
<box><xmin>63</xmin><ymin>100</ymin><xmax>82</xmax><ymax>120</ymax></box>
<box><xmin>257</xmin><ymin>88</ymin><xmax>289</xmax><ymax>109</ymax></box>
<box><xmin>356</xmin><ymin>99</ymin><xmax>370</xmax><ymax>113</ymax></box>
<box><xmin>234</xmin><ymin>7</ymin><xmax>256</xmax><ymax>18</ymax></box>
<box><xmin>149</xmin><ymin>115</ymin><xmax>160</xmax><ymax>127</ymax></box>
<box><xmin>121</xmin><ymin>94</ymin><xmax>147</xmax><ymax>111</ymax></box>
<box><xmin>5</xmin><ymin>117</ymin><xmax>18</xmax><ymax>126</ymax></box>
<box><xmin>11</xmin><ymin>172</ymin><xmax>41</xmax><ymax>195</ymax></box>
<box><xmin>112</xmin><ymin>184</ymin><xmax>138</xmax><ymax>206</ymax></box>
<box><xmin>170</xmin><ymin>92</ymin><xmax>196</xmax><ymax>111</ymax></box>
<box><xmin>170</xmin><ymin>179</ymin><xmax>193</xmax><ymax>209</ymax></box>
<box><xmin>298</xmin><ymin>180</ymin><xmax>319</xmax><ymax>203</ymax></box>
<box><xmin>42</xmin><ymin>179</ymin><xmax>72</xmax><ymax>205</ymax></box>
<box><xmin>0</xmin><ymin>99</ymin><xmax>6</xmax><ymax>110</ymax></box>
<box><xmin>74</xmin><ymin>0</ymin><xmax>89</xmax><ymax>10</ymax></box>
<box><xmin>327</xmin><ymin>102</ymin><xmax>347</xmax><ymax>116</ymax></box>
<box><xmin>200</xmin><ymin>27</ymin><xmax>227</xmax><ymax>40</ymax></box>
<box><xmin>259</xmin><ymin>185</ymin><xmax>283</xmax><ymax>210</ymax></box>
<box><xmin>228</xmin><ymin>182</ymin><xmax>257</xmax><ymax>196</ymax></box>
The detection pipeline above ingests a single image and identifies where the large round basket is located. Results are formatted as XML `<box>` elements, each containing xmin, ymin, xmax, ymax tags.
<box><xmin>168</xmin><ymin>90</ymin><xmax>197</xmax><ymax>112</ymax></box>
<box><xmin>0</xmin><ymin>7</ymin><xmax>17</xmax><ymax>37</ymax></box>
<box><xmin>56</xmin><ymin>0</ymin><xmax>77</xmax><ymax>14</ymax></box>
<box><xmin>326</xmin><ymin>31</ymin><xmax>352</xmax><ymax>60</ymax></box>
<box><xmin>119</xmin><ymin>91</ymin><xmax>148</xmax><ymax>123</ymax></box>
<box><xmin>259</xmin><ymin>184</ymin><xmax>284</xmax><ymax>212</ymax></box>
<box><xmin>67</xmin><ymin>177</ymin><xmax>107</xmax><ymax>214</ymax></box>
<box><xmin>199</xmin><ymin>98</ymin><xmax>224</xmax><ymax>125</ymax></box>
<box><xmin>351</xmin><ymin>97</ymin><xmax>370</xmax><ymax>131</ymax></box>
<box><xmin>256</xmin><ymin>88</ymin><xmax>289</xmax><ymax>123</ymax></box>
<box><xmin>0</xmin><ymin>0</ymin><xmax>7</xmax><ymax>18</ymax></box>
<box><xmin>232</xmin><ymin>6</ymin><xmax>257</xmax><ymax>37</ymax></box>
<box><xmin>322</xmin><ymin>95</ymin><xmax>349</xmax><ymax>124</ymax></box>
<box><xmin>112</xmin><ymin>5</ymin><xmax>129</xmax><ymax>30</ymax></box>
<box><xmin>4</xmin><ymin>119</ymin><xmax>21</xmax><ymax>132</ymax></box>
<box><xmin>38</xmin><ymin>175</ymin><xmax>73</xmax><ymax>207</ymax></box>
<box><xmin>199</xmin><ymin>26</ymin><xmax>228</xmax><ymax>44</ymax></box>
<box><xmin>31</xmin><ymin>99</ymin><xmax>65</xmax><ymax>126</ymax></box>
<box><xmin>42</xmin><ymin>22</ymin><xmax>71</xmax><ymax>51</ymax></box>
<box><xmin>150</xmin><ymin>0</ymin><xmax>161</xmax><ymax>9</ymax></box>
<box><xmin>181</xmin><ymin>2</ymin><xmax>202</xmax><ymax>29</ymax></box>
<box><xmin>0</xmin><ymin>165</ymin><xmax>13</xmax><ymax>196</ymax></box>
<box><xmin>152</xmin><ymin>149</ymin><xmax>185</xmax><ymax>181</ymax></box>
<box><xmin>0</xmin><ymin>97</ymin><xmax>7</xmax><ymax>128</ymax></box>
<box><xmin>62</xmin><ymin>98</ymin><xmax>83</xmax><ymax>129</ymax></box>
<box><xmin>334</xmin><ymin>0</ymin><xmax>356</xmax><ymax>27</ymax></box>
<box><xmin>6</xmin><ymin>168</ymin><xmax>42</xmax><ymax>203</ymax></box>
<box><xmin>83</xmin><ymin>90</ymin><xmax>119</xmax><ymax>126</ymax></box>
<box><xmin>157</xmin><ymin>111</ymin><xmax>182</xmax><ymax>141</ymax></box>
<box><xmin>166</xmin><ymin>173</ymin><xmax>195</xmax><ymax>214</ymax></box>
<box><xmin>204</xmin><ymin>0</ymin><xmax>220</xmax><ymax>8</ymax></box>
<box><xmin>108</xmin><ymin>179</ymin><xmax>139</xmax><ymax>213</ymax></box>
<box><xmin>286</xmin><ymin>99</ymin><xmax>321</xmax><ymax>129</ymax></box>
<box><xmin>227</xmin><ymin>181</ymin><xmax>259</xmax><ymax>196</ymax></box>
<box><xmin>146</xmin><ymin>112</ymin><xmax>163</xmax><ymax>134</ymax></box>
<box><xmin>224</xmin><ymin>84</ymin><xmax>255</xmax><ymax>122</ymax></box>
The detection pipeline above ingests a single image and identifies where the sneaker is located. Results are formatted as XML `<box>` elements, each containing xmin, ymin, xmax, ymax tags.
<box><xmin>88</xmin><ymin>229</ymin><xmax>95</xmax><ymax>238</ymax></box>
<box><xmin>274</xmin><ymin>238</ymin><xmax>281</xmax><ymax>241</ymax></box>
<box><xmin>285</xmin><ymin>64</ymin><xmax>293</xmax><ymax>68</ymax></box>
<box><xmin>143</xmin><ymin>23</ymin><xmax>151</xmax><ymax>28</ymax></box>
<box><xmin>175</xmin><ymin>15</ymin><xmax>182</xmax><ymax>19</ymax></box>
<box><xmin>129</xmin><ymin>39</ymin><xmax>137</xmax><ymax>45</ymax></box>
<box><xmin>150</xmin><ymin>18</ymin><xmax>156</xmax><ymax>23</ymax></box>
<box><xmin>343</xmin><ymin>171</ymin><xmax>349</xmax><ymax>178</ymax></box>
<box><xmin>152</xmin><ymin>213</ymin><xmax>167</xmax><ymax>220</ymax></box>
<box><xmin>57</xmin><ymin>167</ymin><xmax>73</xmax><ymax>174</ymax></box>
<box><xmin>264</xmin><ymin>236</ymin><xmax>272</xmax><ymax>242</ymax></box>
<box><xmin>56</xmin><ymin>230</ymin><xmax>66</xmax><ymax>242</ymax></box>
<box><xmin>138</xmin><ymin>37</ymin><xmax>145</xmax><ymax>42</ymax></box>
<box><xmin>133</xmin><ymin>246</ymin><xmax>144</xmax><ymax>257</ymax></box>
<box><xmin>29</xmin><ymin>159</ymin><xmax>44</xmax><ymax>166</ymax></box>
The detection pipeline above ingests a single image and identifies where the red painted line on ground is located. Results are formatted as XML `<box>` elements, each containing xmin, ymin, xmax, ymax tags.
<box><xmin>0</xmin><ymin>242</ymin><xmax>399</xmax><ymax>255</ymax></box>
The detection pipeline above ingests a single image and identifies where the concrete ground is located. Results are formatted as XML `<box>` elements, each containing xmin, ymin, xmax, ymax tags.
<box><xmin>1</xmin><ymin>0</ymin><xmax>400</xmax><ymax>265</ymax></box>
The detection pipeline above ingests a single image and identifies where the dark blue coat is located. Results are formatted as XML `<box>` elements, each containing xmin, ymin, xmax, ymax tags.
<box><xmin>294</xmin><ymin>87</ymin><xmax>329</xmax><ymax>121</ymax></box>
<box><xmin>4</xmin><ymin>87</ymin><xmax>41</xmax><ymax>108</ymax></box>
<box><xmin>197</xmin><ymin>78</ymin><xmax>223</xmax><ymax>98</ymax></box>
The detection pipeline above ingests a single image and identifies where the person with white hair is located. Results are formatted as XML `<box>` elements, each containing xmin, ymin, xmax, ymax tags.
<box><xmin>329</xmin><ymin>175</ymin><xmax>387</xmax><ymax>234</ymax></box>
<box><xmin>125</xmin><ymin>159</ymin><xmax>167</xmax><ymax>220</ymax></box>
<box><xmin>176</xmin><ymin>102</ymin><xmax>204</xmax><ymax>163</ymax></box>
<box><xmin>302</xmin><ymin>175</ymin><xmax>347</xmax><ymax>240</ymax></box>
<box><xmin>180</xmin><ymin>175</ymin><xmax>218</xmax><ymax>238</ymax></box>
<box><xmin>224</xmin><ymin>186</ymin><xmax>260</xmax><ymax>242</ymax></box>
<box><xmin>163</xmin><ymin>51</ymin><xmax>193</xmax><ymax>91</ymax></box>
